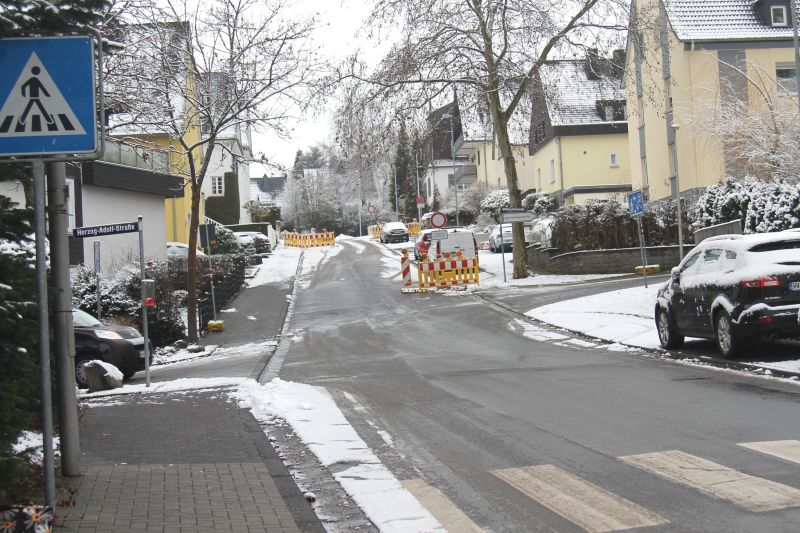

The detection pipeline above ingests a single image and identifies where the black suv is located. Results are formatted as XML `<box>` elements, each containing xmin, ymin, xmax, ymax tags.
<box><xmin>73</xmin><ymin>309</ymin><xmax>151</xmax><ymax>387</ymax></box>
<box><xmin>655</xmin><ymin>231</ymin><xmax>800</xmax><ymax>357</ymax></box>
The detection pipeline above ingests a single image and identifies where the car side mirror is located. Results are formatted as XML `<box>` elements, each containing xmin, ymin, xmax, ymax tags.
<box><xmin>671</xmin><ymin>267</ymin><xmax>680</xmax><ymax>283</ymax></box>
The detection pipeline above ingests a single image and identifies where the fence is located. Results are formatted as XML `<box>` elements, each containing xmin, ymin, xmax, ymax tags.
<box><xmin>198</xmin><ymin>259</ymin><xmax>245</xmax><ymax>333</ymax></box>
<box><xmin>282</xmin><ymin>229</ymin><xmax>336</xmax><ymax>248</ymax></box>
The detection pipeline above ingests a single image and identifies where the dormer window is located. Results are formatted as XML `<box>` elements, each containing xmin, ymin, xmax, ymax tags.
<box><xmin>771</xmin><ymin>5</ymin><xmax>787</xmax><ymax>26</ymax></box>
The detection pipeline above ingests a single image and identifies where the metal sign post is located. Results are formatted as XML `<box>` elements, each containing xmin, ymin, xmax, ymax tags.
<box><xmin>94</xmin><ymin>241</ymin><xmax>101</xmax><ymax>320</ymax></box>
<box><xmin>73</xmin><ymin>218</ymin><xmax>151</xmax><ymax>386</ymax></box>
<box><xmin>500</xmin><ymin>208</ymin><xmax>535</xmax><ymax>283</ymax></box>
<box><xmin>628</xmin><ymin>190</ymin><xmax>648</xmax><ymax>288</ymax></box>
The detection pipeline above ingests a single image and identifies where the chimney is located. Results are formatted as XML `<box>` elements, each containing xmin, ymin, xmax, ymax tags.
<box><xmin>585</xmin><ymin>48</ymin><xmax>603</xmax><ymax>80</ymax></box>
<box><xmin>610</xmin><ymin>49</ymin><xmax>626</xmax><ymax>78</ymax></box>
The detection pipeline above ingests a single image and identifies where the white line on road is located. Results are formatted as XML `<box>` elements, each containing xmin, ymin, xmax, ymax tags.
<box><xmin>620</xmin><ymin>450</ymin><xmax>800</xmax><ymax>512</ymax></box>
<box><xmin>739</xmin><ymin>440</ymin><xmax>800</xmax><ymax>466</ymax></box>
<box><xmin>491</xmin><ymin>464</ymin><xmax>668</xmax><ymax>532</ymax></box>
<box><xmin>401</xmin><ymin>479</ymin><xmax>483</xmax><ymax>533</ymax></box>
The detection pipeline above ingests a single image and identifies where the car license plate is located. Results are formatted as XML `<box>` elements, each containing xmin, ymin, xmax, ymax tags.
<box><xmin>791</xmin><ymin>281</ymin><xmax>800</xmax><ymax>291</ymax></box>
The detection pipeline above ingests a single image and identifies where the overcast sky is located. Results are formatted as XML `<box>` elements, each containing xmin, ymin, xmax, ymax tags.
<box><xmin>249</xmin><ymin>0</ymin><xmax>376</xmax><ymax>176</ymax></box>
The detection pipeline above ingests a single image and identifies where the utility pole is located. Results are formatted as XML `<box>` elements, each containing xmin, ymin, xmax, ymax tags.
<box><xmin>671</xmin><ymin>123</ymin><xmax>684</xmax><ymax>260</ymax></box>
<box><xmin>450</xmin><ymin>116</ymin><xmax>459</xmax><ymax>226</ymax></box>
<box><xmin>46</xmin><ymin>161</ymin><xmax>80</xmax><ymax>477</ymax></box>
<box><xmin>790</xmin><ymin>0</ymin><xmax>800</xmax><ymax>111</ymax></box>
<box><xmin>415</xmin><ymin>152</ymin><xmax>422</xmax><ymax>221</ymax></box>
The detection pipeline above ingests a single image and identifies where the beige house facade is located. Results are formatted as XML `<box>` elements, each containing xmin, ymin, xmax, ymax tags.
<box><xmin>525</xmin><ymin>57</ymin><xmax>631</xmax><ymax>205</ymax></box>
<box><xmin>627</xmin><ymin>0</ymin><xmax>800</xmax><ymax>201</ymax></box>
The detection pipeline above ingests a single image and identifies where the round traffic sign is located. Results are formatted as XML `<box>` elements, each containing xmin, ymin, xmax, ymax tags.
<box><xmin>367</xmin><ymin>204</ymin><xmax>376</xmax><ymax>214</ymax></box>
<box><xmin>430</xmin><ymin>211</ymin><xmax>447</xmax><ymax>228</ymax></box>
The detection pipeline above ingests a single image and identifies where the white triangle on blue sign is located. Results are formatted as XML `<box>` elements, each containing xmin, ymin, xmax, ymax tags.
<box><xmin>0</xmin><ymin>52</ymin><xmax>87</xmax><ymax>137</ymax></box>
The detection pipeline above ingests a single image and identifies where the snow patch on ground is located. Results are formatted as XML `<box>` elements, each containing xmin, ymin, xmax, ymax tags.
<box><xmin>221</xmin><ymin>307</ymin><xmax>237</xmax><ymax>313</ymax></box>
<box><xmin>231</xmin><ymin>379</ymin><xmax>444</xmax><ymax>533</ymax></box>
<box><xmin>247</xmin><ymin>246</ymin><xmax>303</xmax><ymax>287</ymax></box>
<box><xmin>513</xmin><ymin>319</ymin><xmax>568</xmax><ymax>342</ymax></box>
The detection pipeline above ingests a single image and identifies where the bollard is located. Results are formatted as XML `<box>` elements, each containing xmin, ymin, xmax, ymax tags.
<box><xmin>400</xmin><ymin>248</ymin><xmax>412</xmax><ymax>287</ymax></box>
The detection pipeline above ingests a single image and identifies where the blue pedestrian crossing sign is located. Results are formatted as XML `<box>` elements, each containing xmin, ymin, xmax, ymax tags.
<box><xmin>0</xmin><ymin>36</ymin><xmax>97</xmax><ymax>157</ymax></box>
<box><xmin>628</xmin><ymin>190</ymin><xmax>645</xmax><ymax>217</ymax></box>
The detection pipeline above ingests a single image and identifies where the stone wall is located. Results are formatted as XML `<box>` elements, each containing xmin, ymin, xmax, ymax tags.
<box><xmin>526</xmin><ymin>244</ymin><xmax>694</xmax><ymax>275</ymax></box>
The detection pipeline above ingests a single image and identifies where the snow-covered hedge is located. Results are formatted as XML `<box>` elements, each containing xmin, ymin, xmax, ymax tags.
<box><xmin>551</xmin><ymin>198</ymin><xmax>693</xmax><ymax>252</ymax></box>
<box><xmin>693</xmin><ymin>177</ymin><xmax>800</xmax><ymax>234</ymax></box>
<box><xmin>522</xmin><ymin>192</ymin><xmax>557</xmax><ymax>215</ymax></box>
<box><xmin>71</xmin><ymin>261</ymin><xmax>185</xmax><ymax>347</ymax></box>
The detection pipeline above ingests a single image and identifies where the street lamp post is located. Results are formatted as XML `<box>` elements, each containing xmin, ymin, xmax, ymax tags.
<box><xmin>415</xmin><ymin>152</ymin><xmax>422</xmax><ymax>221</ymax></box>
<box><xmin>672</xmin><ymin>123</ymin><xmax>684</xmax><ymax>260</ymax></box>
<box><xmin>440</xmin><ymin>112</ymin><xmax>459</xmax><ymax>226</ymax></box>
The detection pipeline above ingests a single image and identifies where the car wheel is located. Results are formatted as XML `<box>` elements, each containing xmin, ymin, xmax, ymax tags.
<box><xmin>656</xmin><ymin>306</ymin><xmax>684</xmax><ymax>349</ymax></box>
<box><xmin>122</xmin><ymin>368</ymin><xmax>137</xmax><ymax>380</ymax></box>
<box><xmin>714</xmin><ymin>310</ymin><xmax>740</xmax><ymax>358</ymax></box>
<box><xmin>74</xmin><ymin>354</ymin><xmax>95</xmax><ymax>389</ymax></box>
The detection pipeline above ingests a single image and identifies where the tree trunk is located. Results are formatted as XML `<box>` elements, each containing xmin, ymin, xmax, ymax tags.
<box><xmin>487</xmin><ymin>92</ymin><xmax>528</xmax><ymax>279</ymax></box>
<box><xmin>186</xmin><ymin>179</ymin><xmax>202</xmax><ymax>342</ymax></box>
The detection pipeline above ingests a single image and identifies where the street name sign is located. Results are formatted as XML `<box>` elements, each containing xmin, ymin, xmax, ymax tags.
<box><xmin>501</xmin><ymin>208</ymin><xmax>535</xmax><ymax>223</ymax></box>
<box><xmin>628</xmin><ymin>190</ymin><xmax>645</xmax><ymax>217</ymax></box>
<box><xmin>73</xmin><ymin>221</ymin><xmax>139</xmax><ymax>239</ymax></box>
<box><xmin>0</xmin><ymin>36</ymin><xmax>97</xmax><ymax>157</ymax></box>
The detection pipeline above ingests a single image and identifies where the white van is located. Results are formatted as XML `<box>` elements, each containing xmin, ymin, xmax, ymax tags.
<box><xmin>426</xmin><ymin>228</ymin><xmax>478</xmax><ymax>259</ymax></box>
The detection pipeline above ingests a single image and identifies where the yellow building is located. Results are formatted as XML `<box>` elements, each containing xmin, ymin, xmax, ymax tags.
<box><xmin>524</xmin><ymin>57</ymin><xmax>631</xmax><ymax>205</ymax></box>
<box><xmin>109</xmin><ymin>22</ymin><xmax>204</xmax><ymax>244</ymax></box>
<box><xmin>626</xmin><ymin>0</ymin><xmax>800</xmax><ymax>201</ymax></box>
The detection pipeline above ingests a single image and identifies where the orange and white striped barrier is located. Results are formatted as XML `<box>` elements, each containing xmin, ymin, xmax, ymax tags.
<box><xmin>282</xmin><ymin>228</ymin><xmax>336</xmax><ymax>248</ymax></box>
<box><xmin>416</xmin><ymin>251</ymin><xmax>479</xmax><ymax>289</ymax></box>
<box><xmin>400</xmin><ymin>248</ymin><xmax>412</xmax><ymax>287</ymax></box>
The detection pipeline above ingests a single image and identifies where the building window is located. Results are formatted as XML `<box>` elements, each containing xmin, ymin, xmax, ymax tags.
<box><xmin>549</xmin><ymin>159</ymin><xmax>555</xmax><ymax>183</ymax></box>
<box><xmin>211</xmin><ymin>175</ymin><xmax>223</xmax><ymax>195</ymax></box>
<box><xmin>771</xmin><ymin>6</ymin><xmax>787</xmax><ymax>26</ymax></box>
<box><xmin>477</xmin><ymin>150</ymin><xmax>481</xmax><ymax>165</ymax></box>
<box><xmin>610</xmin><ymin>153</ymin><xmax>619</xmax><ymax>167</ymax></box>
<box><xmin>537</xmin><ymin>168</ymin><xmax>542</xmax><ymax>191</ymax></box>
<box><xmin>777</xmin><ymin>64</ymin><xmax>797</xmax><ymax>94</ymax></box>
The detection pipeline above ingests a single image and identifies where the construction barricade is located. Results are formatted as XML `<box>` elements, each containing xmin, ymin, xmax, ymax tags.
<box><xmin>369</xmin><ymin>224</ymin><xmax>382</xmax><ymax>240</ymax></box>
<box><xmin>402</xmin><ymin>251</ymin><xmax>479</xmax><ymax>292</ymax></box>
<box><xmin>282</xmin><ymin>228</ymin><xmax>336</xmax><ymax>248</ymax></box>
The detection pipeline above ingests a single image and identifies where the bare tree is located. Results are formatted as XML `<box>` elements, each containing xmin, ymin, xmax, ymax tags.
<box><xmin>107</xmin><ymin>0</ymin><xmax>319</xmax><ymax>341</ymax></box>
<box><xmin>680</xmin><ymin>57</ymin><xmax>800</xmax><ymax>183</ymax></box>
<box><xmin>355</xmin><ymin>0</ymin><xmax>630</xmax><ymax>278</ymax></box>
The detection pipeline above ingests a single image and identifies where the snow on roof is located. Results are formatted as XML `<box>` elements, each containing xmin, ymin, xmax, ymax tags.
<box><xmin>458</xmin><ymin>102</ymin><xmax>493</xmax><ymax>143</ymax></box>
<box><xmin>539</xmin><ymin>61</ymin><xmax>625</xmax><ymax>126</ymax></box>
<box><xmin>457</xmin><ymin>86</ymin><xmax>532</xmax><ymax>145</ymax></box>
<box><xmin>665</xmin><ymin>0</ymin><xmax>800</xmax><ymax>42</ymax></box>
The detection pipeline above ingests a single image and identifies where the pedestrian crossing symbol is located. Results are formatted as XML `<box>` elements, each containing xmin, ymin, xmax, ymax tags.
<box><xmin>0</xmin><ymin>36</ymin><xmax>96</xmax><ymax>157</ymax></box>
<box><xmin>0</xmin><ymin>52</ymin><xmax>86</xmax><ymax>137</ymax></box>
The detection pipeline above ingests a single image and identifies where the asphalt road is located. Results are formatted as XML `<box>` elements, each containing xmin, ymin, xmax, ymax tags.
<box><xmin>280</xmin><ymin>240</ymin><xmax>800</xmax><ymax>532</ymax></box>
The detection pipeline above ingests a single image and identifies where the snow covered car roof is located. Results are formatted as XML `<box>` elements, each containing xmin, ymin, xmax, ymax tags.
<box><xmin>382</xmin><ymin>222</ymin><xmax>408</xmax><ymax>230</ymax></box>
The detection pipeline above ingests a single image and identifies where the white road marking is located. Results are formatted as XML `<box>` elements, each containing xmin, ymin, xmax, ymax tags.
<box><xmin>401</xmin><ymin>479</ymin><xmax>483</xmax><ymax>533</ymax></box>
<box><xmin>491</xmin><ymin>465</ymin><xmax>668</xmax><ymax>532</ymax></box>
<box><xmin>739</xmin><ymin>440</ymin><xmax>800</xmax><ymax>465</ymax></box>
<box><xmin>620</xmin><ymin>450</ymin><xmax>800</xmax><ymax>512</ymax></box>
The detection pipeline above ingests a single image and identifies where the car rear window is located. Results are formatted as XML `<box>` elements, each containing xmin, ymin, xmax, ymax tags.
<box><xmin>748</xmin><ymin>240</ymin><xmax>800</xmax><ymax>252</ymax></box>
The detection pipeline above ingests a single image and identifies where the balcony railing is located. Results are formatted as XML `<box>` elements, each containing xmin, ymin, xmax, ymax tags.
<box><xmin>102</xmin><ymin>138</ymin><xmax>169</xmax><ymax>173</ymax></box>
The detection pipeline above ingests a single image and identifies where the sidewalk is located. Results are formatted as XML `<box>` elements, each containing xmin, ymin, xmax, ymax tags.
<box><xmin>55</xmin><ymin>258</ymin><xmax>324</xmax><ymax>533</ymax></box>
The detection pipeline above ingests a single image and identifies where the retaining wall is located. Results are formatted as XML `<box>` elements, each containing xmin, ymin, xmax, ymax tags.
<box><xmin>526</xmin><ymin>244</ymin><xmax>694</xmax><ymax>275</ymax></box>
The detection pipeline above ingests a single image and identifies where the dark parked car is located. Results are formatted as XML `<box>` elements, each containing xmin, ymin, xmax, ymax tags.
<box><xmin>234</xmin><ymin>231</ymin><xmax>271</xmax><ymax>254</ymax></box>
<box><xmin>655</xmin><ymin>230</ymin><xmax>800</xmax><ymax>357</ymax></box>
<box><xmin>73</xmin><ymin>309</ymin><xmax>151</xmax><ymax>388</ymax></box>
<box><xmin>380</xmin><ymin>221</ymin><xmax>410</xmax><ymax>244</ymax></box>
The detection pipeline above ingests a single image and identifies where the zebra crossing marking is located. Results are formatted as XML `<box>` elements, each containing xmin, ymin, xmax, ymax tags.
<box><xmin>491</xmin><ymin>464</ymin><xmax>668</xmax><ymax>532</ymax></box>
<box><xmin>0</xmin><ymin>52</ymin><xmax>86</xmax><ymax>138</ymax></box>
<box><xmin>620</xmin><ymin>450</ymin><xmax>800</xmax><ymax>512</ymax></box>
<box><xmin>739</xmin><ymin>439</ymin><xmax>800</xmax><ymax>466</ymax></box>
<box><xmin>401</xmin><ymin>479</ymin><xmax>483</xmax><ymax>533</ymax></box>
